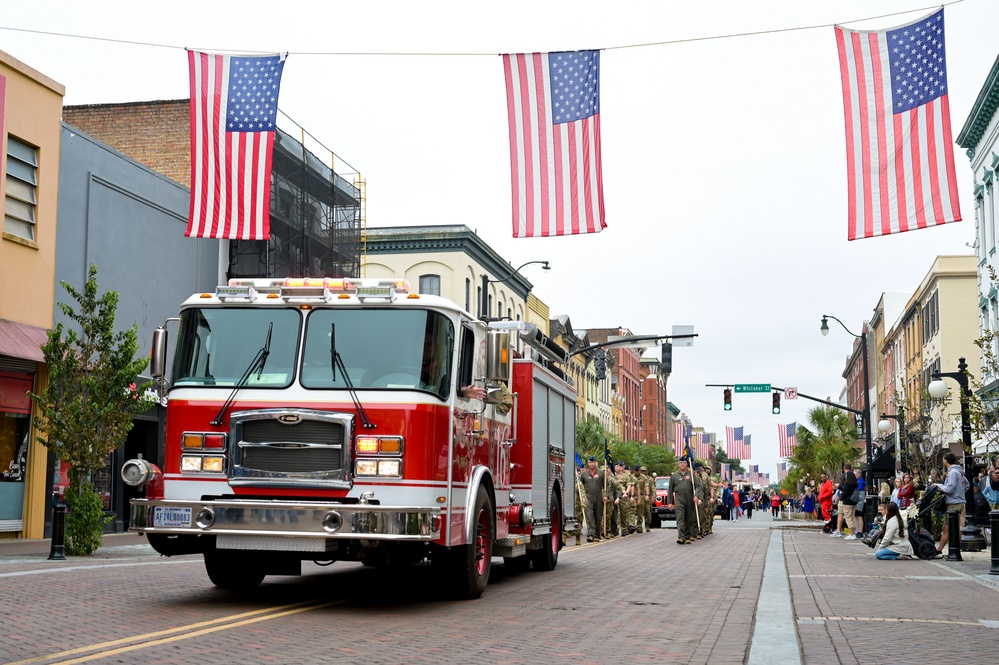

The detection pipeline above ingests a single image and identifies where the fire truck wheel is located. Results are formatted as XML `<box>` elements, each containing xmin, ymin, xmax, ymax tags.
<box><xmin>204</xmin><ymin>551</ymin><xmax>265</xmax><ymax>591</ymax></box>
<box><xmin>448</xmin><ymin>485</ymin><xmax>494</xmax><ymax>599</ymax></box>
<box><xmin>529</xmin><ymin>492</ymin><xmax>560</xmax><ymax>571</ymax></box>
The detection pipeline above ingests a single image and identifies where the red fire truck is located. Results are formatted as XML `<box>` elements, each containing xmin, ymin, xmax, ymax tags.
<box><xmin>121</xmin><ymin>277</ymin><xmax>577</xmax><ymax>599</ymax></box>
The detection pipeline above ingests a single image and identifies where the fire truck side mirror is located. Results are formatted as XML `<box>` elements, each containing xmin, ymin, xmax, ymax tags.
<box><xmin>485</xmin><ymin>331</ymin><xmax>511</xmax><ymax>383</ymax></box>
<box><xmin>150</xmin><ymin>326</ymin><xmax>169</xmax><ymax>381</ymax></box>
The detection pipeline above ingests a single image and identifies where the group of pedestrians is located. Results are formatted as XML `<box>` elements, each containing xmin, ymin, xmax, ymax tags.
<box><xmin>574</xmin><ymin>457</ymin><xmax>655</xmax><ymax>544</ymax></box>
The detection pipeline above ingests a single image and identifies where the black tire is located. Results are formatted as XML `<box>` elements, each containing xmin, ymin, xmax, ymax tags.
<box><xmin>204</xmin><ymin>551</ymin><xmax>265</xmax><ymax>591</ymax></box>
<box><xmin>530</xmin><ymin>492</ymin><xmax>560</xmax><ymax>571</ymax></box>
<box><xmin>651</xmin><ymin>514</ymin><xmax>661</xmax><ymax>529</ymax></box>
<box><xmin>448</xmin><ymin>486</ymin><xmax>494</xmax><ymax>599</ymax></box>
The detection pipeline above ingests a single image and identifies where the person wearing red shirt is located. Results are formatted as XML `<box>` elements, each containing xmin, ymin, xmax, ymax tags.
<box><xmin>817</xmin><ymin>472</ymin><xmax>835</xmax><ymax>522</ymax></box>
<box><xmin>897</xmin><ymin>473</ymin><xmax>916</xmax><ymax>509</ymax></box>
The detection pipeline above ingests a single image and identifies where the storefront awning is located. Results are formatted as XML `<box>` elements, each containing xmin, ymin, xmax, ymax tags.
<box><xmin>0</xmin><ymin>318</ymin><xmax>49</xmax><ymax>363</ymax></box>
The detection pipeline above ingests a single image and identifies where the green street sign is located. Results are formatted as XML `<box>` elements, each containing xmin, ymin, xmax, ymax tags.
<box><xmin>734</xmin><ymin>384</ymin><xmax>771</xmax><ymax>393</ymax></box>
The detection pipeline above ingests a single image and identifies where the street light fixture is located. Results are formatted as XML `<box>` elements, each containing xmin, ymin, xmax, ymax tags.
<box><xmin>485</xmin><ymin>260</ymin><xmax>550</xmax><ymax>284</ymax></box>
<box><xmin>480</xmin><ymin>260</ymin><xmax>549</xmax><ymax>319</ymax></box>
<box><xmin>820</xmin><ymin>315</ymin><xmax>873</xmax><ymax>489</ymax></box>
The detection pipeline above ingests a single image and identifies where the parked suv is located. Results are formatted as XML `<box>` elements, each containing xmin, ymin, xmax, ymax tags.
<box><xmin>652</xmin><ymin>476</ymin><xmax>674</xmax><ymax>527</ymax></box>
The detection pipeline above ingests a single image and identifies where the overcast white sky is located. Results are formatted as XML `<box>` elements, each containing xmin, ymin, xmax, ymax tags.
<box><xmin>4</xmin><ymin>0</ymin><xmax>998</xmax><ymax>478</ymax></box>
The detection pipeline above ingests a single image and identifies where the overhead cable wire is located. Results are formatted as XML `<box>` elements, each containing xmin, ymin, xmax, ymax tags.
<box><xmin>0</xmin><ymin>1</ymin><xmax>965</xmax><ymax>57</ymax></box>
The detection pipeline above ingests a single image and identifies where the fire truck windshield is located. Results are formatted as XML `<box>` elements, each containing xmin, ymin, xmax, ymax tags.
<box><xmin>302</xmin><ymin>308</ymin><xmax>455</xmax><ymax>398</ymax></box>
<box><xmin>172</xmin><ymin>308</ymin><xmax>301</xmax><ymax>388</ymax></box>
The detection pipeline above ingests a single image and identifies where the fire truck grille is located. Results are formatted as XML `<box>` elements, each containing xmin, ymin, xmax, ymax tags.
<box><xmin>241</xmin><ymin>445</ymin><xmax>342</xmax><ymax>473</ymax></box>
<box><xmin>239</xmin><ymin>420</ymin><xmax>345</xmax><ymax>473</ymax></box>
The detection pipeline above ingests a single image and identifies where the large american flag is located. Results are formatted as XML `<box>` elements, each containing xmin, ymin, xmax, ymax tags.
<box><xmin>187</xmin><ymin>51</ymin><xmax>287</xmax><ymax>240</ymax></box>
<box><xmin>673</xmin><ymin>422</ymin><xmax>683</xmax><ymax>456</ymax></box>
<box><xmin>502</xmin><ymin>50</ymin><xmax>606</xmax><ymax>238</ymax></box>
<box><xmin>725</xmin><ymin>426</ymin><xmax>747</xmax><ymax>459</ymax></box>
<box><xmin>834</xmin><ymin>8</ymin><xmax>960</xmax><ymax>240</ymax></box>
<box><xmin>778</xmin><ymin>422</ymin><xmax>798</xmax><ymax>458</ymax></box>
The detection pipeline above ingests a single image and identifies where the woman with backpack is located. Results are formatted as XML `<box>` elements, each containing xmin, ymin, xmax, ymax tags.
<box><xmin>874</xmin><ymin>502</ymin><xmax>913</xmax><ymax>560</ymax></box>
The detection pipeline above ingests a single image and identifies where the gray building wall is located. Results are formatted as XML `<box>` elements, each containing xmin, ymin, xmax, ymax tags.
<box><xmin>56</xmin><ymin>123</ymin><xmax>219</xmax><ymax>350</ymax></box>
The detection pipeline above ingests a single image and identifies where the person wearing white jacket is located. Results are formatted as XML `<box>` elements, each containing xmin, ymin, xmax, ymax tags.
<box><xmin>875</xmin><ymin>502</ymin><xmax>913</xmax><ymax>560</ymax></box>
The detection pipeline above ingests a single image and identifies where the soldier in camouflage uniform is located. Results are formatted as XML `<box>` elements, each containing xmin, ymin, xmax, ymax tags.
<box><xmin>602</xmin><ymin>465</ymin><xmax>623</xmax><ymax>538</ymax></box>
<box><xmin>574</xmin><ymin>466</ymin><xmax>587</xmax><ymax>545</ymax></box>
<box><xmin>693</xmin><ymin>465</ymin><xmax>711</xmax><ymax>538</ymax></box>
<box><xmin>702</xmin><ymin>469</ymin><xmax>721</xmax><ymax>535</ymax></box>
<box><xmin>615</xmin><ymin>460</ymin><xmax>635</xmax><ymax>535</ymax></box>
<box><xmin>636</xmin><ymin>466</ymin><xmax>653</xmax><ymax>532</ymax></box>
<box><xmin>578</xmin><ymin>457</ymin><xmax>603</xmax><ymax>542</ymax></box>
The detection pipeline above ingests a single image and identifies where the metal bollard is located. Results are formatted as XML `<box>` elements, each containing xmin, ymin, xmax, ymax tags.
<box><xmin>47</xmin><ymin>493</ymin><xmax>66</xmax><ymax>561</ymax></box>
<box><xmin>990</xmin><ymin>510</ymin><xmax>999</xmax><ymax>576</ymax></box>
<box><xmin>946</xmin><ymin>508</ymin><xmax>962</xmax><ymax>562</ymax></box>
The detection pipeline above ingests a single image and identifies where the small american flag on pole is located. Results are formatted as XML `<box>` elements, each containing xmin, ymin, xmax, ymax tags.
<box><xmin>778</xmin><ymin>462</ymin><xmax>788</xmax><ymax>482</ymax></box>
<box><xmin>502</xmin><ymin>50</ymin><xmax>606</xmax><ymax>238</ymax></box>
<box><xmin>187</xmin><ymin>50</ymin><xmax>287</xmax><ymax>240</ymax></box>
<box><xmin>834</xmin><ymin>8</ymin><xmax>961</xmax><ymax>240</ymax></box>
<box><xmin>778</xmin><ymin>422</ymin><xmax>797</xmax><ymax>458</ymax></box>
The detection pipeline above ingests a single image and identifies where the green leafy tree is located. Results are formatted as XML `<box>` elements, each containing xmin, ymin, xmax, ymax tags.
<box><xmin>786</xmin><ymin>406</ymin><xmax>862</xmax><ymax>484</ymax></box>
<box><xmin>638</xmin><ymin>444</ymin><xmax>676</xmax><ymax>478</ymax></box>
<box><xmin>30</xmin><ymin>264</ymin><xmax>153</xmax><ymax>555</ymax></box>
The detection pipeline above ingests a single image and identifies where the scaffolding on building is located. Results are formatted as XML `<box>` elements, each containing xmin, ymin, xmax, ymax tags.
<box><xmin>228</xmin><ymin>115</ymin><xmax>364</xmax><ymax>280</ymax></box>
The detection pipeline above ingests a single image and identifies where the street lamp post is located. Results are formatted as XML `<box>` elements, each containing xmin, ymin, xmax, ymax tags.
<box><xmin>878</xmin><ymin>406</ymin><xmax>907</xmax><ymax>474</ymax></box>
<box><xmin>821</xmin><ymin>315</ymin><xmax>873</xmax><ymax>490</ymax></box>
<box><xmin>481</xmin><ymin>260</ymin><xmax>550</xmax><ymax>318</ymax></box>
<box><xmin>927</xmin><ymin>357</ymin><xmax>987</xmax><ymax>551</ymax></box>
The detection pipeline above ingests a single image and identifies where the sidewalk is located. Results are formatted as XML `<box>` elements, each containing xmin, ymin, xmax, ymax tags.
<box><xmin>781</xmin><ymin>526</ymin><xmax>999</xmax><ymax>664</ymax></box>
<box><xmin>0</xmin><ymin>532</ymin><xmax>149</xmax><ymax>558</ymax></box>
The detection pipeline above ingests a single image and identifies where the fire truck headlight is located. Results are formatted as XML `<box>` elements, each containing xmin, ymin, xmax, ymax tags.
<box><xmin>181</xmin><ymin>455</ymin><xmax>203</xmax><ymax>472</ymax></box>
<box><xmin>355</xmin><ymin>460</ymin><xmax>377</xmax><ymax>476</ymax></box>
<box><xmin>202</xmin><ymin>456</ymin><xmax>225</xmax><ymax>473</ymax></box>
<box><xmin>377</xmin><ymin>460</ymin><xmax>401</xmax><ymax>477</ymax></box>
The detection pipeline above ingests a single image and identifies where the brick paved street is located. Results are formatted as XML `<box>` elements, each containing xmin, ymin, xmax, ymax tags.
<box><xmin>1</xmin><ymin>516</ymin><xmax>997</xmax><ymax>664</ymax></box>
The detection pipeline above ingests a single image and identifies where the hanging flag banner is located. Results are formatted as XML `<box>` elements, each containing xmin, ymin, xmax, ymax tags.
<box><xmin>502</xmin><ymin>50</ymin><xmax>606</xmax><ymax>238</ymax></box>
<box><xmin>186</xmin><ymin>50</ymin><xmax>287</xmax><ymax>240</ymax></box>
<box><xmin>834</xmin><ymin>8</ymin><xmax>961</xmax><ymax>240</ymax></box>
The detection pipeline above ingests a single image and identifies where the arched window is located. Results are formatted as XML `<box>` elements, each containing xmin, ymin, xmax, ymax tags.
<box><xmin>419</xmin><ymin>274</ymin><xmax>441</xmax><ymax>296</ymax></box>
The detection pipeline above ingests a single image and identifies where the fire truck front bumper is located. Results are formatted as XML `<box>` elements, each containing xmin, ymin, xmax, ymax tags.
<box><xmin>129</xmin><ymin>499</ymin><xmax>442</xmax><ymax>541</ymax></box>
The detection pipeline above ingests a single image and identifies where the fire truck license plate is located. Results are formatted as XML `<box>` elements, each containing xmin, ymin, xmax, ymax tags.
<box><xmin>153</xmin><ymin>506</ymin><xmax>192</xmax><ymax>528</ymax></box>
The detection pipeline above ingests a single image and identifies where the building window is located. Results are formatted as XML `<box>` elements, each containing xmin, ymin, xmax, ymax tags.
<box><xmin>4</xmin><ymin>136</ymin><xmax>39</xmax><ymax>242</ymax></box>
<box><xmin>419</xmin><ymin>274</ymin><xmax>440</xmax><ymax>296</ymax></box>
<box><xmin>465</xmin><ymin>278</ymin><xmax>470</xmax><ymax>312</ymax></box>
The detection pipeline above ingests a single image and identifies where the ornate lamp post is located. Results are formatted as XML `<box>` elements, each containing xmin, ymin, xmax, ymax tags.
<box><xmin>928</xmin><ymin>357</ymin><xmax>987</xmax><ymax>552</ymax></box>
<box><xmin>821</xmin><ymin>315</ymin><xmax>873</xmax><ymax>489</ymax></box>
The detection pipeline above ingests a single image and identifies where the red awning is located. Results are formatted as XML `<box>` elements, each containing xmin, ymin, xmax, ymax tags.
<box><xmin>0</xmin><ymin>318</ymin><xmax>50</xmax><ymax>362</ymax></box>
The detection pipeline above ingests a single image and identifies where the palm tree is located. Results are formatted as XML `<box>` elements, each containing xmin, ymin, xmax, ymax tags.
<box><xmin>807</xmin><ymin>405</ymin><xmax>863</xmax><ymax>476</ymax></box>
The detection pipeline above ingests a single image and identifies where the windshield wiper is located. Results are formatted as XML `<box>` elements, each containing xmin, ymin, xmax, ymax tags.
<box><xmin>331</xmin><ymin>322</ymin><xmax>375</xmax><ymax>429</ymax></box>
<box><xmin>210</xmin><ymin>322</ymin><xmax>273</xmax><ymax>427</ymax></box>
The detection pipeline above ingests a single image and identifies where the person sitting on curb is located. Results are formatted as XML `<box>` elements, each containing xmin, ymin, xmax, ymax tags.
<box><xmin>874</xmin><ymin>502</ymin><xmax>913</xmax><ymax>560</ymax></box>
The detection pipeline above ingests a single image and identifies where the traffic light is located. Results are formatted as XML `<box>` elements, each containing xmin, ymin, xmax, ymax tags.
<box><xmin>661</xmin><ymin>342</ymin><xmax>673</xmax><ymax>374</ymax></box>
<box><xmin>723</xmin><ymin>388</ymin><xmax>732</xmax><ymax>411</ymax></box>
<box><xmin>772</xmin><ymin>391</ymin><xmax>781</xmax><ymax>415</ymax></box>
<box><xmin>595</xmin><ymin>349</ymin><xmax>606</xmax><ymax>381</ymax></box>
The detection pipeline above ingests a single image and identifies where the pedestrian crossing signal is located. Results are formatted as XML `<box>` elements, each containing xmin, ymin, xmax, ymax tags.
<box><xmin>772</xmin><ymin>392</ymin><xmax>781</xmax><ymax>415</ymax></box>
<box><xmin>723</xmin><ymin>388</ymin><xmax>732</xmax><ymax>411</ymax></box>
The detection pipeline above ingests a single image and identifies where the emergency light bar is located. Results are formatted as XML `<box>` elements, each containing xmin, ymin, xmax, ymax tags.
<box><xmin>219</xmin><ymin>277</ymin><xmax>412</xmax><ymax>303</ymax></box>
